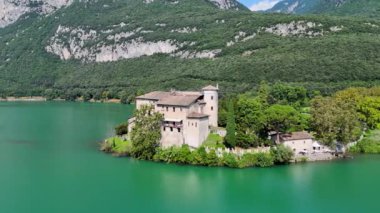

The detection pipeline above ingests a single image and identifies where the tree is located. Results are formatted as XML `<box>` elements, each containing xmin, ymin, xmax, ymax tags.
<box><xmin>115</xmin><ymin>122</ymin><xmax>129</xmax><ymax>136</ymax></box>
<box><xmin>311</xmin><ymin>96</ymin><xmax>362</xmax><ymax>146</ymax></box>
<box><xmin>225</xmin><ymin>100</ymin><xmax>237</xmax><ymax>147</ymax></box>
<box><xmin>130</xmin><ymin>105</ymin><xmax>163</xmax><ymax>160</ymax></box>
<box><xmin>269</xmin><ymin>83</ymin><xmax>307</xmax><ymax>107</ymax></box>
<box><xmin>264</xmin><ymin>104</ymin><xmax>303</xmax><ymax>143</ymax></box>
<box><xmin>257</xmin><ymin>80</ymin><xmax>270</xmax><ymax>106</ymax></box>
<box><xmin>235</xmin><ymin>96</ymin><xmax>265</xmax><ymax>133</ymax></box>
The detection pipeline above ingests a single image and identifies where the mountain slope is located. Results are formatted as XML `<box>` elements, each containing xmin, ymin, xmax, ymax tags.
<box><xmin>0</xmin><ymin>0</ymin><xmax>73</xmax><ymax>28</ymax></box>
<box><xmin>267</xmin><ymin>0</ymin><xmax>380</xmax><ymax>18</ymax></box>
<box><xmin>0</xmin><ymin>0</ymin><xmax>379</xmax><ymax>99</ymax></box>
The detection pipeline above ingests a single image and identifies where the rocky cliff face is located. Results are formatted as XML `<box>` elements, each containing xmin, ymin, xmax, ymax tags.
<box><xmin>267</xmin><ymin>0</ymin><xmax>352</xmax><ymax>14</ymax></box>
<box><xmin>208</xmin><ymin>0</ymin><xmax>241</xmax><ymax>9</ymax></box>
<box><xmin>0</xmin><ymin>0</ymin><xmax>72</xmax><ymax>28</ymax></box>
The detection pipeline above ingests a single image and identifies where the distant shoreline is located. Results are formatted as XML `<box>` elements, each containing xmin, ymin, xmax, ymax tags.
<box><xmin>0</xmin><ymin>97</ymin><xmax>47</xmax><ymax>102</ymax></box>
<box><xmin>0</xmin><ymin>96</ymin><xmax>122</xmax><ymax>104</ymax></box>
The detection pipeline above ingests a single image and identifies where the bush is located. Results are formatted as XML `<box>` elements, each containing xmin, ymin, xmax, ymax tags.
<box><xmin>238</xmin><ymin>153</ymin><xmax>258</xmax><ymax>168</ymax></box>
<box><xmin>255</xmin><ymin>153</ymin><xmax>274</xmax><ymax>167</ymax></box>
<box><xmin>350</xmin><ymin>139</ymin><xmax>380</xmax><ymax>154</ymax></box>
<box><xmin>222</xmin><ymin>153</ymin><xmax>239</xmax><ymax>168</ymax></box>
<box><xmin>115</xmin><ymin>122</ymin><xmax>129</xmax><ymax>136</ymax></box>
<box><xmin>205</xmin><ymin>150</ymin><xmax>221</xmax><ymax>166</ymax></box>
<box><xmin>270</xmin><ymin>144</ymin><xmax>294</xmax><ymax>164</ymax></box>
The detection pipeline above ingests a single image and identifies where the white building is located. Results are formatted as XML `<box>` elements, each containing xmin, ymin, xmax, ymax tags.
<box><xmin>130</xmin><ymin>85</ymin><xmax>219</xmax><ymax>148</ymax></box>
<box><xmin>274</xmin><ymin>131</ymin><xmax>315</xmax><ymax>154</ymax></box>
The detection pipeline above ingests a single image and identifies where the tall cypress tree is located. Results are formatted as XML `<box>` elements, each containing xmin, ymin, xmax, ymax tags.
<box><xmin>225</xmin><ymin>100</ymin><xmax>237</xmax><ymax>148</ymax></box>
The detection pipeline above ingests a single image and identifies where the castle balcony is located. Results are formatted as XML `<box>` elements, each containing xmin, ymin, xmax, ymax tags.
<box><xmin>162</xmin><ymin>119</ymin><xmax>183</xmax><ymax>128</ymax></box>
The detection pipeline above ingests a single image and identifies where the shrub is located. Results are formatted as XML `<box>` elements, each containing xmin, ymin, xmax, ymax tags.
<box><xmin>115</xmin><ymin>122</ymin><xmax>129</xmax><ymax>136</ymax></box>
<box><xmin>238</xmin><ymin>153</ymin><xmax>258</xmax><ymax>168</ymax></box>
<box><xmin>205</xmin><ymin>150</ymin><xmax>221</xmax><ymax>166</ymax></box>
<box><xmin>255</xmin><ymin>153</ymin><xmax>274</xmax><ymax>167</ymax></box>
<box><xmin>270</xmin><ymin>144</ymin><xmax>294</xmax><ymax>164</ymax></box>
<box><xmin>222</xmin><ymin>153</ymin><xmax>239</xmax><ymax>168</ymax></box>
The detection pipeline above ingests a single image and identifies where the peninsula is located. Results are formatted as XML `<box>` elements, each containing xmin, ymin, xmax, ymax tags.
<box><xmin>101</xmin><ymin>84</ymin><xmax>380</xmax><ymax>168</ymax></box>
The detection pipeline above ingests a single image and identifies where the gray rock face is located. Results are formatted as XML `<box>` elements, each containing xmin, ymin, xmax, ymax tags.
<box><xmin>0</xmin><ymin>0</ymin><xmax>72</xmax><ymax>28</ymax></box>
<box><xmin>208</xmin><ymin>0</ymin><xmax>239</xmax><ymax>9</ymax></box>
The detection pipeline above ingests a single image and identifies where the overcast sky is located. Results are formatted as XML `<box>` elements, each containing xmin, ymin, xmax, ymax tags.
<box><xmin>238</xmin><ymin>0</ymin><xmax>281</xmax><ymax>11</ymax></box>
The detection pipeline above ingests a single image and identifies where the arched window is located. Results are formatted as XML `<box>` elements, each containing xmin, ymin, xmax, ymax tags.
<box><xmin>211</xmin><ymin>96</ymin><xmax>214</xmax><ymax>100</ymax></box>
<box><xmin>211</xmin><ymin>106</ymin><xmax>214</xmax><ymax>111</ymax></box>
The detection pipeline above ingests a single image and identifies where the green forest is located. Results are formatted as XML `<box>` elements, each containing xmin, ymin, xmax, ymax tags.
<box><xmin>0</xmin><ymin>0</ymin><xmax>379</xmax><ymax>101</ymax></box>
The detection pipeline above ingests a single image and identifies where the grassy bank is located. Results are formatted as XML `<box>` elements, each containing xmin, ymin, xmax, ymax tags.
<box><xmin>100</xmin><ymin>135</ymin><xmax>294</xmax><ymax>169</ymax></box>
<box><xmin>349</xmin><ymin>130</ymin><xmax>380</xmax><ymax>154</ymax></box>
<box><xmin>100</xmin><ymin>136</ymin><xmax>132</xmax><ymax>157</ymax></box>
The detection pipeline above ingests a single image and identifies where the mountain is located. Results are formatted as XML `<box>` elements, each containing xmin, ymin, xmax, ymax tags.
<box><xmin>267</xmin><ymin>0</ymin><xmax>380</xmax><ymax>18</ymax></box>
<box><xmin>0</xmin><ymin>0</ymin><xmax>379</xmax><ymax>100</ymax></box>
<box><xmin>0</xmin><ymin>0</ymin><xmax>73</xmax><ymax>28</ymax></box>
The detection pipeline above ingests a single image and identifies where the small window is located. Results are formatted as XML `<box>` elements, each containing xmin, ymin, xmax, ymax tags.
<box><xmin>178</xmin><ymin>128</ymin><xmax>181</xmax><ymax>133</ymax></box>
<box><xmin>211</xmin><ymin>96</ymin><xmax>214</xmax><ymax>100</ymax></box>
<box><xmin>188</xmin><ymin>121</ymin><xmax>190</xmax><ymax>126</ymax></box>
<box><xmin>163</xmin><ymin>127</ymin><xmax>166</xmax><ymax>131</ymax></box>
<box><xmin>180</xmin><ymin>107</ymin><xmax>182</xmax><ymax>112</ymax></box>
<box><xmin>170</xmin><ymin>127</ymin><xmax>173</xmax><ymax>132</ymax></box>
<box><xmin>192</xmin><ymin>123</ymin><xmax>194</xmax><ymax>126</ymax></box>
<box><xmin>195</xmin><ymin>122</ymin><xmax>197</xmax><ymax>127</ymax></box>
<box><xmin>173</xmin><ymin>107</ymin><xmax>175</xmax><ymax>112</ymax></box>
<box><xmin>166</xmin><ymin>107</ymin><xmax>168</xmax><ymax>112</ymax></box>
<box><xmin>211</xmin><ymin>106</ymin><xmax>214</xmax><ymax>111</ymax></box>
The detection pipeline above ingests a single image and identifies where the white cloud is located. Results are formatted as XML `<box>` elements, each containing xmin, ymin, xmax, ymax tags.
<box><xmin>250</xmin><ymin>0</ymin><xmax>281</xmax><ymax>11</ymax></box>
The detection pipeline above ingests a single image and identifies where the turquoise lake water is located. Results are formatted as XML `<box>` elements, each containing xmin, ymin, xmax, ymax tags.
<box><xmin>0</xmin><ymin>102</ymin><xmax>378</xmax><ymax>213</ymax></box>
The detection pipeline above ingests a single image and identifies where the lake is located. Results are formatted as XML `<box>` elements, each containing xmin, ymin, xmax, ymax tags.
<box><xmin>0</xmin><ymin>102</ymin><xmax>378</xmax><ymax>213</ymax></box>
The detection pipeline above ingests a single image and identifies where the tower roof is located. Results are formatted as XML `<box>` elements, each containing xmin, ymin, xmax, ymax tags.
<box><xmin>202</xmin><ymin>85</ymin><xmax>219</xmax><ymax>91</ymax></box>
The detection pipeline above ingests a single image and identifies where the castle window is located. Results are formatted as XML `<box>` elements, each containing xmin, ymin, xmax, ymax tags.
<box><xmin>188</xmin><ymin>121</ymin><xmax>190</xmax><ymax>126</ymax></box>
<box><xmin>170</xmin><ymin>127</ymin><xmax>173</xmax><ymax>132</ymax></box>
<box><xmin>163</xmin><ymin>127</ymin><xmax>166</xmax><ymax>131</ymax></box>
<box><xmin>178</xmin><ymin>128</ymin><xmax>181</xmax><ymax>133</ymax></box>
<box><xmin>195</xmin><ymin>122</ymin><xmax>197</xmax><ymax>127</ymax></box>
<box><xmin>166</xmin><ymin>107</ymin><xmax>168</xmax><ymax>112</ymax></box>
<box><xmin>173</xmin><ymin>107</ymin><xmax>175</xmax><ymax>112</ymax></box>
<box><xmin>180</xmin><ymin>107</ymin><xmax>182</xmax><ymax>112</ymax></box>
<box><xmin>211</xmin><ymin>96</ymin><xmax>214</xmax><ymax>100</ymax></box>
<box><xmin>211</xmin><ymin>106</ymin><xmax>214</xmax><ymax>111</ymax></box>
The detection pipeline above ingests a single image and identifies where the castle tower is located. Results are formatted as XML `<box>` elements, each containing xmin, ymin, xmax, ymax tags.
<box><xmin>202</xmin><ymin>85</ymin><xmax>219</xmax><ymax>127</ymax></box>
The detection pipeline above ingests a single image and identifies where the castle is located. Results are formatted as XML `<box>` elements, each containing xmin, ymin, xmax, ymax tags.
<box><xmin>130</xmin><ymin>85</ymin><xmax>219</xmax><ymax>148</ymax></box>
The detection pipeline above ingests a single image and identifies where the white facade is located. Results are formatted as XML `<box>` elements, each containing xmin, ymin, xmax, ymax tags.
<box><xmin>132</xmin><ymin>85</ymin><xmax>219</xmax><ymax>148</ymax></box>
<box><xmin>283</xmin><ymin>139</ymin><xmax>314</xmax><ymax>154</ymax></box>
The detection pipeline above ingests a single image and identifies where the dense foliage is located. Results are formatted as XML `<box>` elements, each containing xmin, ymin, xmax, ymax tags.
<box><xmin>153</xmin><ymin>145</ymin><xmax>283</xmax><ymax>168</ymax></box>
<box><xmin>225</xmin><ymin>100</ymin><xmax>237</xmax><ymax>147</ymax></box>
<box><xmin>130</xmin><ymin>105</ymin><xmax>163</xmax><ymax>160</ymax></box>
<box><xmin>115</xmin><ymin>122</ymin><xmax>129</xmax><ymax>136</ymax></box>
<box><xmin>0</xmin><ymin>0</ymin><xmax>379</xmax><ymax>100</ymax></box>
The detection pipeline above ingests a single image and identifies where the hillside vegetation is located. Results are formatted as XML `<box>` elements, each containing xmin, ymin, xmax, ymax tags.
<box><xmin>268</xmin><ymin>0</ymin><xmax>380</xmax><ymax>18</ymax></box>
<box><xmin>0</xmin><ymin>0</ymin><xmax>379</xmax><ymax>100</ymax></box>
